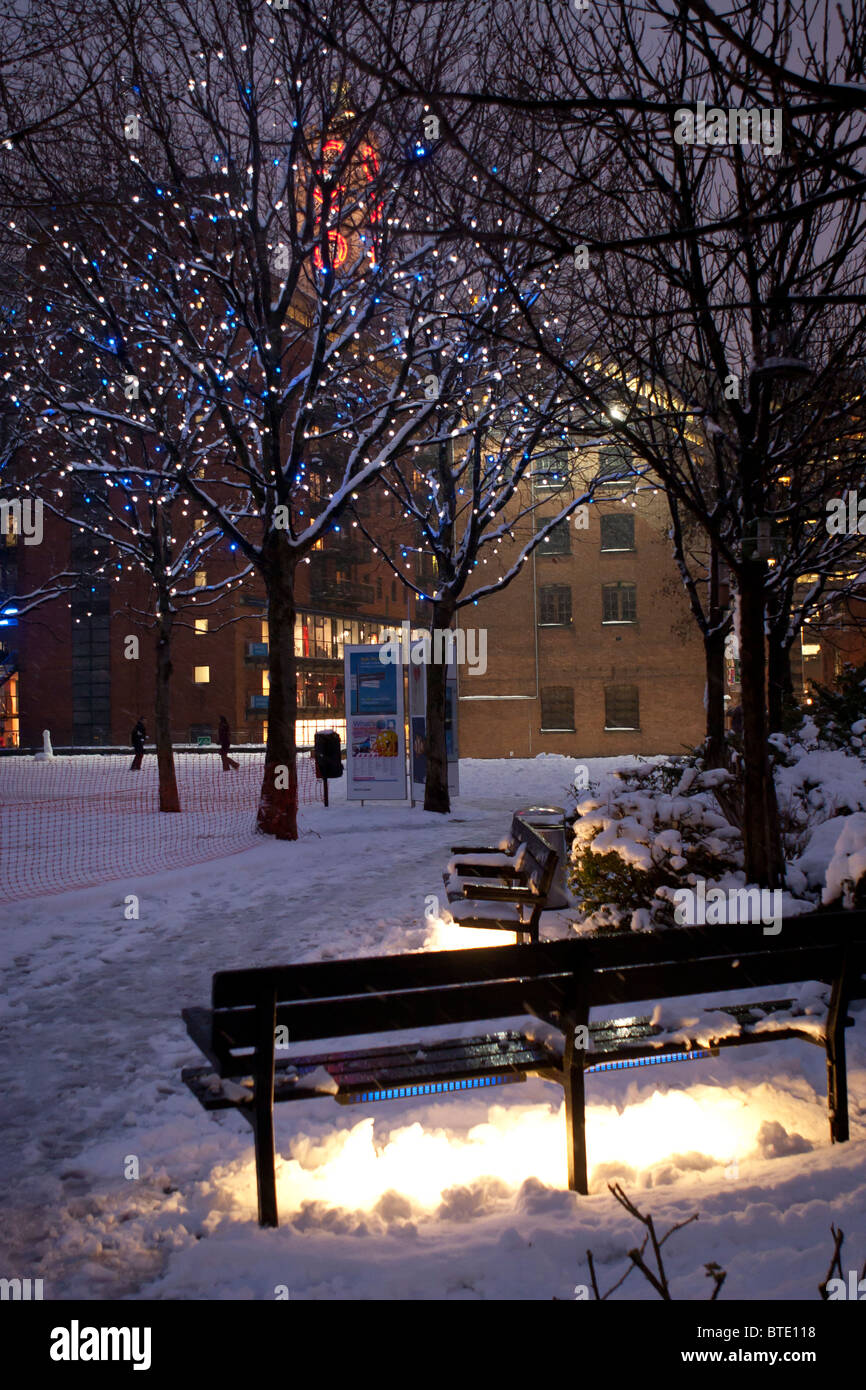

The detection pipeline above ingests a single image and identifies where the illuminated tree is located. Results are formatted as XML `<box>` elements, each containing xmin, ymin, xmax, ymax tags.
<box><xmin>1</xmin><ymin>0</ymin><xmax>443</xmax><ymax>837</ymax></box>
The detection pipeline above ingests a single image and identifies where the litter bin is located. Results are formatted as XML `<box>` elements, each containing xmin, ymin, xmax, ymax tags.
<box><xmin>516</xmin><ymin>805</ymin><xmax>571</xmax><ymax>909</ymax></box>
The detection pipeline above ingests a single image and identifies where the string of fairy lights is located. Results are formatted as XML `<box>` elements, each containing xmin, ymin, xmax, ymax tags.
<box><xmin>2</xmin><ymin>48</ymin><xmax>667</xmax><ymax>634</ymax></box>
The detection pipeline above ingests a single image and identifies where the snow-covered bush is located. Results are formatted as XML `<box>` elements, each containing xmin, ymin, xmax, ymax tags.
<box><xmin>569</xmin><ymin>758</ymin><xmax>742</xmax><ymax>930</ymax></box>
<box><xmin>773</xmin><ymin>728</ymin><xmax>866</xmax><ymax>863</ymax></box>
<box><xmin>569</xmin><ymin>730</ymin><xmax>866</xmax><ymax>928</ymax></box>
<box><xmin>822</xmin><ymin>813</ymin><xmax>866</xmax><ymax>908</ymax></box>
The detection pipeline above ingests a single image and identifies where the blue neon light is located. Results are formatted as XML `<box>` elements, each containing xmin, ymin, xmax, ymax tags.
<box><xmin>586</xmin><ymin>1049</ymin><xmax>712</xmax><ymax>1074</ymax></box>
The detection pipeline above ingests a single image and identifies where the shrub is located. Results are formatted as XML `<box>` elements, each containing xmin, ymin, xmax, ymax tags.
<box><xmin>569</xmin><ymin>757</ymin><xmax>743</xmax><ymax>930</ymax></box>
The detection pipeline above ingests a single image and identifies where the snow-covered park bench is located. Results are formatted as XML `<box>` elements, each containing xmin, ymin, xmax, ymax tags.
<box><xmin>181</xmin><ymin>911</ymin><xmax>866</xmax><ymax>1226</ymax></box>
<box><xmin>441</xmin><ymin>814</ymin><xmax>560</xmax><ymax>942</ymax></box>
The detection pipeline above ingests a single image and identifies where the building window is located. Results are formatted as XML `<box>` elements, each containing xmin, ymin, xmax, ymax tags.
<box><xmin>600</xmin><ymin>513</ymin><xmax>635</xmax><ymax>552</ymax></box>
<box><xmin>532</xmin><ymin>447</ymin><xmax>572</xmax><ymax>491</ymax></box>
<box><xmin>0</xmin><ymin>670</ymin><xmax>19</xmax><ymax>746</ymax></box>
<box><xmin>376</xmin><ymin>578</ymin><xmax>382</xmax><ymax>598</ymax></box>
<box><xmin>194</xmin><ymin>570</ymin><xmax>207</xmax><ymax>587</ymax></box>
<box><xmin>596</xmin><ymin>444</ymin><xmax>634</xmax><ymax>483</ymax></box>
<box><xmin>536</xmin><ymin>517</ymin><xmax>571</xmax><ymax>556</ymax></box>
<box><xmin>193</xmin><ymin>517</ymin><xmax>205</xmax><ymax>532</ymax></box>
<box><xmin>539</xmin><ymin>585</ymin><xmax>572</xmax><ymax>625</ymax></box>
<box><xmin>194</xmin><ymin>665</ymin><xmax>210</xmax><ymax>684</ymax></box>
<box><xmin>391</xmin><ymin>578</ymin><xmax>397</xmax><ymax>601</ymax></box>
<box><xmin>296</xmin><ymin>717</ymin><xmax>347</xmax><ymax>748</ymax></box>
<box><xmin>605</xmin><ymin>685</ymin><xmax>639</xmax><ymax>730</ymax></box>
<box><xmin>540</xmin><ymin>686</ymin><xmax>575</xmax><ymax>731</ymax></box>
<box><xmin>297</xmin><ymin>669</ymin><xmax>343</xmax><ymax>712</ymax></box>
<box><xmin>194</xmin><ymin>618</ymin><xmax>208</xmax><ymax>636</ymax></box>
<box><xmin>602</xmin><ymin>582</ymin><xmax>637</xmax><ymax>623</ymax></box>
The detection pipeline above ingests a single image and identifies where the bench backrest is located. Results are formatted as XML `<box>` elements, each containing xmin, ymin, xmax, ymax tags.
<box><xmin>208</xmin><ymin>912</ymin><xmax>866</xmax><ymax>1072</ymax></box>
<box><xmin>509</xmin><ymin>815</ymin><xmax>559</xmax><ymax>897</ymax></box>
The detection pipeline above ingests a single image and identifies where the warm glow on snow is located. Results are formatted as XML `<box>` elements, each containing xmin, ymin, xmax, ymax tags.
<box><xmin>423</xmin><ymin>914</ymin><xmax>518</xmax><ymax>949</ymax></box>
<box><xmin>239</xmin><ymin>1081</ymin><xmax>827</xmax><ymax>1220</ymax></box>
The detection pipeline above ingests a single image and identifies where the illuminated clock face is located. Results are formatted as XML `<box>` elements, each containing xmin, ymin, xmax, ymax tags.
<box><xmin>312</xmin><ymin>139</ymin><xmax>381</xmax><ymax>269</ymax></box>
<box><xmin>313</xmin><ymin>231</ymin><xmax>348</xmax><ymax>270</ymax></box>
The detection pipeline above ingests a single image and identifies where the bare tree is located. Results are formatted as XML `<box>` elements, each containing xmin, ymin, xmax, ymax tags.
<box><xmin>351</xmin><ymin>256</ymin><xmax>603</xmax><ymax>811</ymax></box>
<box><xmin>3</xmin><ymin>0</ymin><xmax>450</xmax><ymax>837</ymax></box>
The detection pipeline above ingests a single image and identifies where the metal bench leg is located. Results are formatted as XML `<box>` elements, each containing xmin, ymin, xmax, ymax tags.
<box><xmin>563</xmin><ymin>1012</ymin><xmax>589</xmax><ymax>1194</ymax></box>
<box><xmin>826</xmin><ymin>959</ymin><xmax>852</xmax><ymax>1145</ymax></box>
<box><xmin>253</xmin><ymin>989</ymin><xmax>279</xmax><ymax>1227</ymax></box>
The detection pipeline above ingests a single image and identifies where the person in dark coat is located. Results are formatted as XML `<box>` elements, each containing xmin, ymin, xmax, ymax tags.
<box><xmin>218</xmin><ymin>714</ymin><xmax>239</xmax><ymax>770</ymax></box>
<box><xmin>130</xmin><ymin>717</ymin><xmax>146</xmax><ymax>770</ymax></box>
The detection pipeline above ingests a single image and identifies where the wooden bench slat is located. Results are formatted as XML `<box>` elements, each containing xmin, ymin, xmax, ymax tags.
<box><xmin>210</xmin><ymin>915</ymin><xmax>865</xmax><ymax>1008</ymax></box>
<box><xmin>212</xmin><ymin>973</ymin><xmax>576</xmax><ymax>1062</ymax></box>
<box><xmin>182</xmin><ymin>1031</ymin><xmax>558</xmax><ymax>1111</ymax></box>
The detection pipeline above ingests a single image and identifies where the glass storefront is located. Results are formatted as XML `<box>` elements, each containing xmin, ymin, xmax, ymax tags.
<box><xmin>0</xmin><ymin>671</ymin><xmax>19</xmax><ymax>747</ymax></box>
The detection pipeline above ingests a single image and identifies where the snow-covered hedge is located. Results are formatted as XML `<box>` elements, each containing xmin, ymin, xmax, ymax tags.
<box><xmin>569</xmin><ymin>759</ymin><xmax>743</xmax><ymax>930</ymax></box>
<box><xmin>569</xmin><ymin>729</ymin><xmax>866</xmax><ymax>928</ymax></box>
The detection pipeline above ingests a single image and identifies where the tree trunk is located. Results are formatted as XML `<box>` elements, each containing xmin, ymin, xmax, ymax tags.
<box><xmin>767</xmin><ymin>630</ymin><xmax>795</xmax><ymax>733</ymax></box>
<box><xmin>424</xmin><ymin>597</ymin><xmax>455</xmax><ymax>814</ymax></box>
<box><xmin>704</xmin><ymin>543</ymin><xmax>729</xmax><ymax>767</ymax></box>
<box><xmin>257</xmin><ymin>536</ymin><xmax>298</xmax><ymax>839</ymax></box>
<box><xmin>737</xmin><ymin>560</ymin><xmax>784</xmax><ymax>886</ymax></box>
<box><xmin>154</xmin><ymin>598</ymin><xmax>180</xmax><ymax>813</ymax></box>
<box><xmin>704</xmin><ymin>625</ymin><xmax>727</xmax><ymax>767</ymax></box>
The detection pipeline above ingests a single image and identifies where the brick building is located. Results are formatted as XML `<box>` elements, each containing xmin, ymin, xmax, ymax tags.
<box><xmin>3</xmin><ymin>442</ymin><xmax>718</xmax><ymax>758</ymax></box>
<box><xmin>457</xmin><ymin>446</ymin><xmax>708</xmax><ymax>758</ymax></box>
<box><xmin>3</xmin><ymin>487</ymin><xmax>427</xmax><ymax>751</ymax></box>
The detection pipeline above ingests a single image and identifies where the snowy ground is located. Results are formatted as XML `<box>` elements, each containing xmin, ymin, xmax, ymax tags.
<box><xmin>1</xmin><ymin>754</ymin><xmax>864</xmax><ymax>1301</ymax></box>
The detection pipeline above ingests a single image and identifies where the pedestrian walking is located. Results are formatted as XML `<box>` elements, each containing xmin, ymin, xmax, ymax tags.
<box><xmin>218</xmin><ymin>714</ymin><xmax>239</xmax><ymax>770</ymax></box>
<box><xmin>130</xmin><ymin>717</ymin><xmax>146</xmax><ymax>770</ymax></box>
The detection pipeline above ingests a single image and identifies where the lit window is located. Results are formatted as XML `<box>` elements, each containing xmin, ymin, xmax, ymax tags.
<box><xmin>194</xmin><ymin>665</ymin><xmax>210</xmax><ymax>683</ymax></box>
<box><xmin>194</xmin><ymin>618</ymin><xmax>208</xmax><ymax>636</ymax></box>
<box><xmin>194</xmin><ymin>518</ymin><xmax>205</xmax><ymax>532</ymax></box>
<box><xmin>194</xmin><ymin>570</ymin><xmax>207</xmax><ymax>587</ymax></box>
